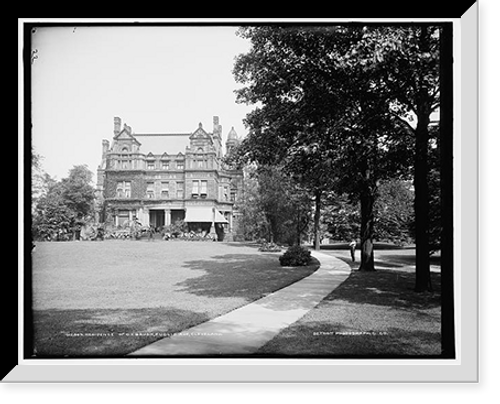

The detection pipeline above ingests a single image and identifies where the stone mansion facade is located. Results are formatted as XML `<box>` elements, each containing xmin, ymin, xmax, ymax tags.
<box><xmin>95</xmin><ymin>116</ymin><xmax>244</xmax><ymax>241</ymax></box>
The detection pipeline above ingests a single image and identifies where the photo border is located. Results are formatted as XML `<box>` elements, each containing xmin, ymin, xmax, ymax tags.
<box><xmin>7</xmin><ymin>8</ymin><xmax>479</xmax><ymax>382</ymax></box>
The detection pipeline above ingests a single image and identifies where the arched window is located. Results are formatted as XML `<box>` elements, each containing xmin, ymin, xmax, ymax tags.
<box><xmin>122</xmin><ymin>146</ymin><xmax>129</xmax><ymax>153</ymax></box>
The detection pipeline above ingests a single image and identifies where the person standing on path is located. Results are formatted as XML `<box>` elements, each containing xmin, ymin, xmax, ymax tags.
<box><xmin>349</xmin><ymin>239</ymin><xmax>357</xmax><ymax>262</ymax></box>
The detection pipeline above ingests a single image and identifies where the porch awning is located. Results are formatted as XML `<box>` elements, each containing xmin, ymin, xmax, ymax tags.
<box><xmin>184</xmin><ymin>207</ymin><xmax>228</xmax><ymax>223</ymax></box>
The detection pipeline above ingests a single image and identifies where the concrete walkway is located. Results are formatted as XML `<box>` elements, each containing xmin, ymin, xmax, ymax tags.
<box><xmin>129</xmin><ymin>251</ymin><xmax>352</xmax><ymax>356</ymax></box>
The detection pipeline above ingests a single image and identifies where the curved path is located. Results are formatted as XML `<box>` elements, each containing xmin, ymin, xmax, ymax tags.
<box><xmin>129</xmin><ymin>251</ymin><xmax>352</xmax><ymax>356</ymax></box>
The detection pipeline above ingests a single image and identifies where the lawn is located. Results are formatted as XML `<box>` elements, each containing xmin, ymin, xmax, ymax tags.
<box><xmin>30</xmin><ymin>240</ymin><xmax>319</xmax><ymax>357</ymax></box>
<box><xmin>256</xmin><ymin>248</ymin><xmax>442</xmax><ymax>357</ymax></box>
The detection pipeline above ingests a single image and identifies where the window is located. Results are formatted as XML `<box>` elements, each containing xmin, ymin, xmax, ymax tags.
<box><xmin>176</xmin><ymin>161</ymin><xmax>184</xmax><ymax>170</ymax></box>
<box><xmin>176</xmin><ymin>182</ymin><xmax>184</xmax><ymax>199</ymax></box>
<box><xmin>147</xmin><ymin>161</ymin><xmax>155</xmax><ymax>170</ymax></box>
<box><xmin>224</xmin><ymin>186</ymin><xmax>229</xmax><ymax>201</ymax></box>
<box><xmin>116</xmin><ymin>181</ymin><xmax>131</xmax><ymax>198</ymax></box>
<box><xmin>161</xmin><ymin>182</ymin><xmax>169</xmax><ymax>199</ymax></box>
<box><xmin>197</xmin><ymin>160</ymin><xmax>204</xmax><ymax>169</ymax></box>
<box><xmin>122</xmin><ymin>147</ymin><xmax>128</xmax><ymax>153</ymax></box>
<box><xmin>162</xmin><ymin>161</ymin><xmax>169</xmax><ymax>170</ymax></box>
<box><xmin>192</xmin><ymin>180</ymin><xmax>199</xmax><ymax>197</ymax></box>
<box><xmin>146</xmin><ymin>182</ymin><xmax>155</xmax><ymax>199</ymax></box>
<box><xmin>117</xmin><ymin>210</ymin><xmax>130</xmax><ymax>227</ymax></box>
<box><xmin>124</xmin><ymin>181</ymin><xmax>131</xmax><ymax>198</ymax></box>
<box><xmin>230</xmin><ymin>191</ymin><xmax>236</xmax><ymax>202</ymax></box>
<box><xmin>200</xmin><ymin>180</ymin><xmax>207</xmax><ymax>197</ymax></box>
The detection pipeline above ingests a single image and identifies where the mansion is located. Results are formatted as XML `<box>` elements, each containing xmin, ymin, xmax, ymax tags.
<box><xmin>95</xmin><ymin>116</ymin><xmax>244</xmax><ymax>241</ymax></box>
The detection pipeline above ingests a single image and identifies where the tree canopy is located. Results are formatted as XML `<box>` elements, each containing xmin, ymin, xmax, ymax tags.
<box><xmin>32</xmin><ymin>163</ymin><xmax>95</xmax><ymax>241</ymax></box>
<box><xmin>232</xmin><ymin>24</ymin><xmax>442</xmax><ymax>279</ymax></box>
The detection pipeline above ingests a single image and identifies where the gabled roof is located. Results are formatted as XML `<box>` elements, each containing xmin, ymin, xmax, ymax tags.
<box><xmin>114</xmin><ymin>128</ymin><xmax>141</xmax><ymax>145</ymax></box>
<box><xmin>190</xmin><ymin>123</ymin><xmax>210</xmax><ymax>140</ymax></box>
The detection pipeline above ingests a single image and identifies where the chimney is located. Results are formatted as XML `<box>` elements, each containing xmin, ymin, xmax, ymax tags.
<box><xmin>102</xmin><ymin>139</ymin><xmax>109</xmax><ymax>155</ymax></box>
<box><xmin>114</xmin><ymin>117</ymin><xmax>122</xmax><ymax>136</ymax></box>
<box><xmin>213</xmin><ymin>116</ymin><xmax>222</xmax><ymax>138</ymax></box>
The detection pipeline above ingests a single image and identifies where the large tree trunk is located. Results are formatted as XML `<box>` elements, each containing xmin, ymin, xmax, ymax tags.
<box><xmin>359</xmin><ymin>183</ymin><xmax>376</xmax><ymax>271</ymax></box>
<box><xmin>313</xmin><ymin>190</ymin><xmax>322</xmax><ymax>250</ymax></box>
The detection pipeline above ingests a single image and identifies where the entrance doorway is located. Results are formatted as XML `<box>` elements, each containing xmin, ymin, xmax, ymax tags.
<box><xmin>149</xmin><ymin>210</ymin><xmax>165</xmax><ymax>230</ymax></box>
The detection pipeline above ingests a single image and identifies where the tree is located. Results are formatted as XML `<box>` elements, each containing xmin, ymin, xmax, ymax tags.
<box><xmin>234</xmin><ymin>26</ymin><xmax>414</xmax><ymax>270</ymax></box>
<box><xmin>32</xmin><ymin>165</ymin><xmax>95</xmax><ymax>240</ymax></box>
<box><xmin>322</xmin><ymin>193</ymin><xmax>360</xmax><ymax>242</ymax></box>
<box><xmin>246</xmin><ymin>165</ymin><xmax>312</xmax><ymax>245</ymax></box>
<box><xmin>374</xmin><ymin>180</ymin><xmax>414</xmax><ymax>245</ymax></box>
<box><xmin>33</xmin><ymin>181</ymin><xmax>76</xmax><ymax>240</ymax></box>
<box><xmin>343</xmin><ymin>25</ymin><xmax>441</xmax><ymax>289</ymax></box>
<box><xmin>60</xmin><ymin>165</ymin><xmax>95</xmax><ymax>221</ymax></box>
<box><xmin>286</xmin><ymin>142</ymin><xmax>336</xmax><ymax>250</ymax></box>
<box><xmin>31</xmin><ymin>147</ymin><xmax>48</xmax><ymax>213</ymax></box>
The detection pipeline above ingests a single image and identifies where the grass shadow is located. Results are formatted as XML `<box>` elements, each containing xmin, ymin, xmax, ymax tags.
<box><xmin>256</xmin><ymin>320</ymin><xmax>441</xmax><ymax>357</ymax></box>
<box><xmin>176</xmin><ymin>253</ymin><xmax>320</xmax><ymax>300</ymax></box>
<box><xmin>322</xmin><ymin>269</ymin><xmax>441</xmax><ymax>310</ymax></box>
<box><xmin>32</xmin><ymin>307</ymin><xmax>210</xmax><ymax>357</ymax></box>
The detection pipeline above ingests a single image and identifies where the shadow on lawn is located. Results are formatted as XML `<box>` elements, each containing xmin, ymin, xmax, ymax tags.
<box><xmin>322</xmin><ymin>268</ymin><xmax>441</xmax><ymax>311</ymax></box>
<box><xmin>176</xmin><ymin>253</ymin><xmax>319</xmax><ymax>300</ymax></box>
<box><xmin>256</xmin><ymin>319</ymin><xmax>441</xmax><ymax>357</ymax></box>
<box><xmin>31</xmin><ymin>307</ymin><xmax>209</xmax><ymax>358</ymax></box>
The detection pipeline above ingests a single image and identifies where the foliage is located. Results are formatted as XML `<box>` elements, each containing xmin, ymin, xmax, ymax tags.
<box><xmin>31</xmin><ymin>147</ymin><xmax>47</xmax><ymax>213</ymax></box>
<box><xmin>164</xmin><ymin>220</ymin><xmax>188</xmax><ymax>237</ymax></box>
<box><xmin>32</xmin><ymin>164</ymin><xmax>96</xmax><ymax>241</ymax></box>
<box><xmin>33</xmin><ymin>181</ymin><xmax>76</xmax><ymax>241</ymax></box>
<box><xmin>374</xmin><ymin>180</ymin><xmax>414</xmax><ymax>245</ymax></box>
<box><xmin>279</xmin><ymin>245</ymin><xmax>312</xmax><ymax>267</ymax></box>
<box><xmin>239</xmin><ymin>165</ymin><xmax>312</xmax><ymax>245</ymax></box>
<box><xmin>322</xmin><ymin>193</ymin><xmax>360</xmax><ymax>242</ymax></box>
<box><xmin>233</xmin><ymin>26</ymin><xmax>418</xmax><ymax>269</ymax></box>
<box><xmin>60</xmin><ymin>165</ymin><xmax>95</xmax><ymax>219</ymax></box>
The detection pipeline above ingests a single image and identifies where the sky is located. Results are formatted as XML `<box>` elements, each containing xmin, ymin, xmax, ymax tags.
<box><xmin>30</xmin><ymin>25</ymin><xmax>254</xmax><ymax>181</ymax></box>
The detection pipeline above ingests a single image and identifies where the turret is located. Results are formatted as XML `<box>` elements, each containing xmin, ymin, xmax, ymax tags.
<box><xmin>226</xmin><ymin>126</ymin><xmax>239</xmax><ymax>154</ymax></box>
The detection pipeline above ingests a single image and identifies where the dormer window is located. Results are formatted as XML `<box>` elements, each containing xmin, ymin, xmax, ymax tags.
<box><xmin>147</xmin><ymin>162</ymin><xmax>155</xmax><ymax>170</ymax></box>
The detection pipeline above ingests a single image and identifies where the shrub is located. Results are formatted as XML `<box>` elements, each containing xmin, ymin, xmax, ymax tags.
<box><xmin>279</xmin><ymin>245</ymin><xmax>312</xmax><ymax>267</ymax></box>
<box><xmin>258</xmin><ymin>242</ymin><xmax>282</xmax><ymax>252</ymax></box>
